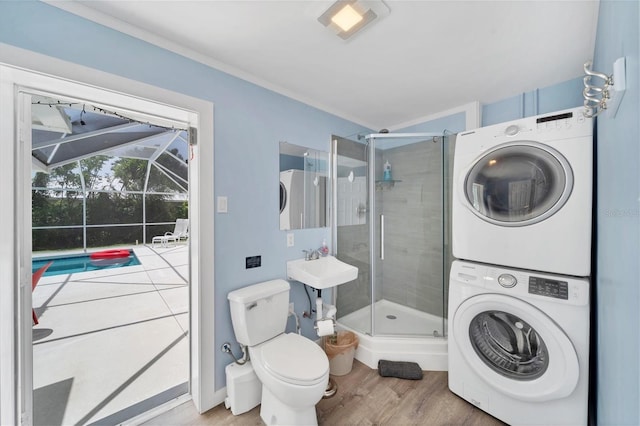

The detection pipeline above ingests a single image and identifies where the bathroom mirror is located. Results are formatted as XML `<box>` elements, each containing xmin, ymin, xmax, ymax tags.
<box><xmin>279</xmin><ymin>142</ymin><xmax>328</xmax><ymax>230</ymax></box>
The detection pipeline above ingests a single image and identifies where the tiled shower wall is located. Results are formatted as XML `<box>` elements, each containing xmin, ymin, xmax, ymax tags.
<box><xmin>379</xmin><ymin>139</ymin><xmax>445</xmax><ymax>318</ymax></box>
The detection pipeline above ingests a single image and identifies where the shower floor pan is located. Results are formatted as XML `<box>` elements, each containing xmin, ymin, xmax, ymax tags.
<box><xmin>337</xmin><ymin>299</ymin><xmax>448</xmax><ymax>371</ymax></box>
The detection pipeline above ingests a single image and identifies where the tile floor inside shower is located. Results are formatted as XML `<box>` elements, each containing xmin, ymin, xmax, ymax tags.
<box><xmin>338</xmin><ymin>299</ymin><xmax>447</xmax><ymax>337</ymax></box>
<box><xmin>31</xmin><ymin>244</ymin><xmax>188</xmax><ymax>426</ymax></box>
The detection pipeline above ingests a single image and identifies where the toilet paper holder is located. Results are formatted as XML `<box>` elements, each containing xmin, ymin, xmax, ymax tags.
<box><xmin>314</xmin><ymin>318</ymin><xmax>336</xmax><ymax>336</ymax></box>
<box><xmin>314</xmin><ymin>296</ymin><xmax>337</xmax><ymax>336</ymax></box>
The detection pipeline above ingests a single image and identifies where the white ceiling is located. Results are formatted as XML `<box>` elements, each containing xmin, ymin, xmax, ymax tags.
<box><xmin>50</xmin><ymin>0</ymin><xmax>599</xmax><ymax>130</ymax></box>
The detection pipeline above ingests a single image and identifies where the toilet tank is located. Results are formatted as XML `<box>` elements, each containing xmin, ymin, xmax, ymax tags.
<box><xmin>228</xmin><ymin>279</ymin><xmax>290</xmax><ymax>346</ymax></box>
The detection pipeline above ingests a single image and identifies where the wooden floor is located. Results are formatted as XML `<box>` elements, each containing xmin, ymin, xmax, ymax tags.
<box><xmin>144</xmin><ymin>360</ymin><xmax>505</xmax><ymax>425</ymax></box>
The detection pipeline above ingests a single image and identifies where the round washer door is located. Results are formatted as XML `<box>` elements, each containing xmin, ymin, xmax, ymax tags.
<box><xmin>453</xmin><ymin>294</ymin><xmax>579</xmax><ymax>402</ymax></box>
<box><xmin>463</xmin><ymin>141</ymin><xmax>573</xmax><ymax>226</ymax></box>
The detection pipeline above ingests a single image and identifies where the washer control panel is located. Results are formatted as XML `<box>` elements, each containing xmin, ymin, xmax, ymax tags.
<box><xmin>528</xmin><ymin>276</ymin><xmax>569</xmax><ymax>300</ymax></box>
<box><xmin>451</xmin><ymin>261</ymin><xmax>589</xmax><ymax>306</ymax></box>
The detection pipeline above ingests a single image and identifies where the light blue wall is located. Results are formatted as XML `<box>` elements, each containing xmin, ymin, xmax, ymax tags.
<box><xmin>482</xmin><ymin>77</ymin><xmax>584</xmax><ymax>126</ymax></box>
<box><xmin>0</xmin><ymin>1</ymin><xmax>370</xmax><ymax>391</ymax></box>
<box><xmin>396</xmin><ymin>77</ymin><xmax>584</xmax><ymax>133</ymax></box>
<box><xmin>397</xmin><ymin>112</ymin><xmax>466</xmax><ymax>134</ymax></box>
<box><xmin>593</xmin><ymin>1</ymin><xmax>640</xmax><ymax>424</ymax></box>
<box><xmin>279</xmin><ymin>154</ymin><xmax>305</xmax><ymax>171</ymax></box>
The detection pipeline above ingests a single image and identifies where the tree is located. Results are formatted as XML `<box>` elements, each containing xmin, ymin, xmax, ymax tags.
<box><xmin>80</xmin><ymin>155</ymin><xmax>109</xmax><ymax>194</ymax></box>
<box><xmin>112</xmin><ymin>158</ymin><xmax>147</xmax><ymax>192</ymax></box>
<box><xmin>32</xmin><ymin>150</ymin><xmax>189</xmax><ymax>250</ymax></box>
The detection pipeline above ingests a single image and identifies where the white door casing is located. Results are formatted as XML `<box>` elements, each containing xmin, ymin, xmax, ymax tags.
<box><xmin>0</xmin><ymin>47</ymin><xmax>215</xmax><ymax>425</ymax></box>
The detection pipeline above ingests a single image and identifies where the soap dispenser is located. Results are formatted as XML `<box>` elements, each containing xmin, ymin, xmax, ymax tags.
<box><xmin>383</xmin><ymin>160</ymin><xmax>392</xmax><ymax>181</ymax></box>
<box><xmin>320</xmin><ymin>239</ymin><xmax>329</xmax><ymax>256</ymax></box>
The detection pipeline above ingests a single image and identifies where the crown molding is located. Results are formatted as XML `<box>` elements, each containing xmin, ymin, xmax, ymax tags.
<box><xmin>43</xmin><ymin>1</ymin><xmax>379</xmax><ymax>130</ymax></box>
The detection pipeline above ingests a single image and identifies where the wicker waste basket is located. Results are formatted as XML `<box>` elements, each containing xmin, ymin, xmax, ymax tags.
<box><xmin>324</xmin><ymin>331</ymin><xmax>359</xmax><ymax>376</ymax></box>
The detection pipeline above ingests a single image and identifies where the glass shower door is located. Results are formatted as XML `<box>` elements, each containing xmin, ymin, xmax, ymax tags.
<box><xmin>368</xmin><ymin>134</ymin><xmax>446</xmax><ymax>337</ymax></box>
<box><xmin>333</xmin><ymin>135</ymin><xmax>372</xmax><ymax>336</ymax></box>
<box><xmin>333</xmin><ymin>133</ymin><xmax>450</xmax><ymax>338</ymax></box>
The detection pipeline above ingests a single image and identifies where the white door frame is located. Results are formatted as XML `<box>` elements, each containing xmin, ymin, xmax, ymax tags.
<box><xmin>0</xmin><ymin>44</ymin><xmax>216</xmax><ymax>425</ymax></box>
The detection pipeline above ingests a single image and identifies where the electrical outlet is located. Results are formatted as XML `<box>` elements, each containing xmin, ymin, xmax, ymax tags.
<box><xmin>287</xmin><ymin>233</ymin><xmax>294</xmax><ymax>247</ymax></box>
<box><xmin>289</xmin><ymin>302</ymin><xmax>294</xmax><ymax>314</ymax></box>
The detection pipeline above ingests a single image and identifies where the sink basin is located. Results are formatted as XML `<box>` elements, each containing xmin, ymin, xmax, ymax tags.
<box><xmin>287</xmin><ymin>256</ymin><xmax>358</xmax><ymax>290</ymax></box>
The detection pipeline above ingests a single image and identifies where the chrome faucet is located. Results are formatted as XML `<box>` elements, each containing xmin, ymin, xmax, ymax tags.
<box><xmin>302</xmin><ymin>249</ymin><xmax>320</xmax><ymax>261</ymax></box>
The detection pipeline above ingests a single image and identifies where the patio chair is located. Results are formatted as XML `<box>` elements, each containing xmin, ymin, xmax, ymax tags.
<box><xmin>152</xmin><ymin>218</ymin><xmax>189</xmax><ymax>248</ymax></box>
<box><xmin>32</xmin><ymin>261</ymin><xmax>53</xmax><ymax>325</ymax></box>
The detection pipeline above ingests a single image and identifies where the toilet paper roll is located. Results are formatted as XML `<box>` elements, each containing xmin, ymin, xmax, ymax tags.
<box><xmin>316</xmin><ymin>319</ymin><xmax>335</xmax><ymax>337</ymax></box>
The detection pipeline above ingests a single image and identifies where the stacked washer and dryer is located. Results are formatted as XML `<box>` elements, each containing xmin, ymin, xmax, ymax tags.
<box><xmin>448</xmin><ymin>107</ymin><xmax>593</xmax><ymax>425</ymax></box>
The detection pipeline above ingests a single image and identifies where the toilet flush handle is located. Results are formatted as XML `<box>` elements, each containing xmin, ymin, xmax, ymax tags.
<box><xmin>247</xmin><ymin>302</ymin><xmax>258</xmax><ymax>310</ymax></box>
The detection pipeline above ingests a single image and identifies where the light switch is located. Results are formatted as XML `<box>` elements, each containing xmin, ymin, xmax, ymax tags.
<box><xmin>217</xmin><ymin>196</ymin><xmax>228</xmax><ymax>213</ymax></box>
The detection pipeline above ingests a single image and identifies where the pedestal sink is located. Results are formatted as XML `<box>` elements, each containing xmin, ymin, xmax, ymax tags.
<box><xmin>286</xmin><ymin>256</ymin><xmax>358</xmax><ymax>289</ymax></box>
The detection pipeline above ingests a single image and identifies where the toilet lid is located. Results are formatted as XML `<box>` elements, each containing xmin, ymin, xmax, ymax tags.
<box><xmin>256</xmin><ymin>333</ymin><xmax>329</xmax><ymax>384</ymax></box>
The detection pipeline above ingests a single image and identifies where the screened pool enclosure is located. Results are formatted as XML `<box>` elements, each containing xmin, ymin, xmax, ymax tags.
<box><xmin>31</xmin><ymin>95</ymin><xmax>189</xmax><ymax>252</ymax></box>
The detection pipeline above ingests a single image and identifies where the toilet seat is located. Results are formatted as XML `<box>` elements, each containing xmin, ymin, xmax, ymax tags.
<box><xmin>252</xmin><ymin>333</ymin><xmax>329</xmax><ymax>386</ymax></box>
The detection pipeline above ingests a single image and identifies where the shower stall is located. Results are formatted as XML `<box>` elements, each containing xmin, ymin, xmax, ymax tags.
<box><xmin>331</xmin><ymin>132</ymin><xmax>454</xmax><ymax>370</ymax></box>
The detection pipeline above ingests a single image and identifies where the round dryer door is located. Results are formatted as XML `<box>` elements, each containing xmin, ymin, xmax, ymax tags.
<box><xmin>464</xmin><ymin>141</ymin><xmax>573</xmax><ymax>226</ymax></box>
<box><xmin>453</xmin><ymin>294</ymin><xmax>579</xmax><ymax>402</ymax></box>
<box><xmin>280</xmin><ymin>181</ymin><xmax>287</xmax><ymax>214</ymax></box>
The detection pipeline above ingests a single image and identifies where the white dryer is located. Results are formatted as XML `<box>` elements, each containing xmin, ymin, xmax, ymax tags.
<box><xmin>448</xmin><ymin>260</ymin><xmax>590</xmax><ymax>425</ymax></box>
<box><xmin>452</xmin><ymin>107</ymin><xmax>593</xmax><ymax>276</ymax></box>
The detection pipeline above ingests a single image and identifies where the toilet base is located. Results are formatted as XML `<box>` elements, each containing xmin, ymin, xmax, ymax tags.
<box><xmin>260</xmin><ymin>385</ymin><xmax>319</xmax><ymax>425</ymax></box>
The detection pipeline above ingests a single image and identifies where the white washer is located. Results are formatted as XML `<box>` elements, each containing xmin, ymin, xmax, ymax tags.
<box><xmin>452</xmin><ymin>107</ymin><xmax>593</xmax><ymax>276</ymax></box>
<box><xmin>448</xmin><ymin>260</ymin><xmax>590</xmax><ymax>425</ymax></box>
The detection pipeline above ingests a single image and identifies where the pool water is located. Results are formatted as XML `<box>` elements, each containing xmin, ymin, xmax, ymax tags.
<box><xmin>32</xmin><ymin>251</ymin><xmax>141</xmax><ymax>277</ymax></box>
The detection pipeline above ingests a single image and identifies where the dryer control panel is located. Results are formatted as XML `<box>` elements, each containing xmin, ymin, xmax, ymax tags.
<box><xmin>460</xmin><ymin>106</ymin><xmax>593</xmax><ymax>142</ymax></box>
<box><xmin>534</xmin><ymin>111</ymin><xmax>586</xmax><ymax>133</ymax></box>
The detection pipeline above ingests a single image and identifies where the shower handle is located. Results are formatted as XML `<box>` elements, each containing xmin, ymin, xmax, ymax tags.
<box><xmin>380</xmin><ymin>214</ymin><xmax>384</xmax><ymax>260</ymax></box>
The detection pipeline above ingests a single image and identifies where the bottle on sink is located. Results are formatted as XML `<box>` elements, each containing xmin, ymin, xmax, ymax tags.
<box><xmin>320</xmin><ymin>239</ymin><xmax>329</xmax><ymax>256</ymax></box>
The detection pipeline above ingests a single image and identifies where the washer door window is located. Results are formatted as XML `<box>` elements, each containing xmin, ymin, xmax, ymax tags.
<box><xmin>469</xmin><ymin>311</ymin><xmax>549</xmax><ymax>380</ymax></box>
<box><xmin>453</xmin><ymin>294</ymin><xmax>579</xmax><ymax>402</ymax></box>
<box><xmin>464</xmin><ymin>142</ymin><xmax>573</xmax><ymax>226</ymax></box>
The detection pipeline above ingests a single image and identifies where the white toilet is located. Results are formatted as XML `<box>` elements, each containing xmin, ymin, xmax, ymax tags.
<box><xmin>228</xmin><ymin>279</ymin><xmax>329</xmax><ymax>425</ymax></box>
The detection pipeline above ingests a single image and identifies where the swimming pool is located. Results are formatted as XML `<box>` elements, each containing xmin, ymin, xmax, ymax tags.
<box><xmin>32</xmin><ymin>251</ymin><xmax>141</xmax><ymax>277</ymax></box>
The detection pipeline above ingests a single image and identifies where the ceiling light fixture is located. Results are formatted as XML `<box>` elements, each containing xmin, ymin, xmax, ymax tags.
<box><xmin>331</xmin><ymin>4</ymin><xmax>363</xmax><ymax>32</ymax></box>
<box><xmin>318</xmin><ymin>0</ymin><xmax>390</xmax><ymax>40</ymax></box>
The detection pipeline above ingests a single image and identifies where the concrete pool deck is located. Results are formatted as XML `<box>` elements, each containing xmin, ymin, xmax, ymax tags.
<box><xmin>32</xmin><ymin>244</ymin><xmax>188</xmax><ymax>425</ymax></box>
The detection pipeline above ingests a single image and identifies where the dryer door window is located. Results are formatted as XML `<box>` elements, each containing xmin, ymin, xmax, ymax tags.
<box><xmin>464</xmin><ymin>142</ymin><xmax>573</xmax><ymax>226</ymax></box>
<box><xmin>280</xmin><ymin>181</ymin><xmax>287</xmax><ymax>214</ymax></box>
<box><xmin>469</xmin><ymin>310</ymin><xmax>549</xmax><ymax>380</ymax></box>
